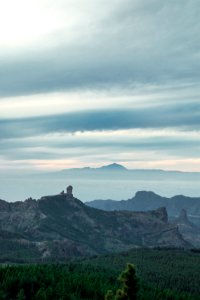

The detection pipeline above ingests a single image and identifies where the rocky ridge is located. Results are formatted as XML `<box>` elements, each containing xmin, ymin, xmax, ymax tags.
<box><xmin>173</xmin><ymin>209</ymin><xmax>200</xmax><ymax>248</ymax></box>
<box><xmin>0</xmin><ymin>187</ymin><xmax>189</xmax><ymax>262</ymax></box>
<box><xmin>86</xmin><ymin>191</ymin><xmax>200</xmax><ymax>224</ymax></box>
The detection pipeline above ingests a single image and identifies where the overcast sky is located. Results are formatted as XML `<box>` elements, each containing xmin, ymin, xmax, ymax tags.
<box><xmin>0</xmin><ymin>0</ymin><xmax>200</xmax><ymax>172</ymax></box>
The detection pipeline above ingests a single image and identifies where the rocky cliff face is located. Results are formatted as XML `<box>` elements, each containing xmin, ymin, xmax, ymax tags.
<box><xmin>0</xmin><ymin>188</ymin><xmax>189</xmax><ymax>262</ymax></box>
<box><xmin>173</xmin><ymin>209</ymin><xmax>200</xmax><ymax>248</ymax></box>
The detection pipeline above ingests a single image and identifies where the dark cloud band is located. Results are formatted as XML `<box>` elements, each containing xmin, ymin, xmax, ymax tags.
<box><xmin>0</xmin><ymin>101</ymin><xmax>200</xmax><ymax>139</ymax></box>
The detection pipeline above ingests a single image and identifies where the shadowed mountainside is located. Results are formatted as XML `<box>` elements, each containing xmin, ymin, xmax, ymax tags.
<box><xmin>172</xmin><ymin>209</ymin><xmax>200</xmax><ymax>248</ymax></box>
<box><xmin>86</xmin><ymin>191</ymin><xmax>200</xmax><ymax>222</ymax></box>
<box><xmin>86</xmin><ymin>191</ymin><xmax>200</xmax><ymax>248</ymax></box>
<box><xmin>0</xmin><ymin>187</ymin><xmax>189</xmax><ymax>262</ymax></box>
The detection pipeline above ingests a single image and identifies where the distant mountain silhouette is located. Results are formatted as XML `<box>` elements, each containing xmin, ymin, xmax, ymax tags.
<box><xmin>98</xmin><ymin>163</ymin><xmax>127</xmax><ymax>171</ymax></box>
<box><xmin>60</xmin><ymin>163</ymin><xmax>200</xmax><ymax>176</ymax></box>
<box><xmin>61</xmin><ymin>163</ymin><xmax>127</xmax><ymax>172</ymax></box>
<box><xmin>1</xmin><ymin>164</ymin><xmax>200</xmax><ymax>202</ymax></box>
<box><xmin>86</xmin><ymin>191</ymin><xmax>200</xmax><ymax>225</ymax></box>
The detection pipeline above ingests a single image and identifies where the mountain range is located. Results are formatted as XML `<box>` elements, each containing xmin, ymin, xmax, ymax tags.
<box><xmin>61</xmin><ymin>163</ymin><xmax>128</xmax><ymax>172</ymax></box>
<box><xmin>0</xmin><ymin>186</ymin><xmax>188</xmax><ymax>263</ymax></box>
<box><xmin>61</xmin><ymin>163</ymin><xmax>200</xmax><ymax>175</ymax></box>
<box><xmin>86</xmin><ymin>191</ymin><xmax>200</xmax><ymax>223</ymax></box>
<box><xmin>86</xmin><ymin>191</ymin><xmax>200</xmax><ymax>247</ymax></box>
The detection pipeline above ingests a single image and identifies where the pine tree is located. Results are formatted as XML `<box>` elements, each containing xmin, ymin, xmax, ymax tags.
<box><xmin>105</xmin><ymin>290</ymin><xmax>115</xmax><ymax>300</ymax></box>
<box><xmin>116</xmin><ymin>263</ymin><xmax>139</xmax><ymax>300</ymax></box>
<box><xmin>17</xmin><ymin>289</ymin><xmax>25</xmax><ymax>300</ymax></box>
<box><xmin>105</xmin><ymin>263</ymin><xmax>139</xmax><ymax>300</ymax></box>
<box><xmin>35</xmin><ymin>287</ymin><xmax>47</xmax><ymax>300</ymax></box>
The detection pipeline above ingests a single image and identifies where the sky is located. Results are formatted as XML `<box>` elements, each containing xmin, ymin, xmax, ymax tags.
<box><xmin>0</xmin><ymin>0</ymin><xmax>200</xmax><ymax>173</ymax></box>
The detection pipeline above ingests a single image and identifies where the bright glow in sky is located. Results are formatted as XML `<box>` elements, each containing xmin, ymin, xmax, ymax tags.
<box><xmin>0</xmin><ymin>1</ymin><xmax>61</xmax><ymax>48</ymax></box>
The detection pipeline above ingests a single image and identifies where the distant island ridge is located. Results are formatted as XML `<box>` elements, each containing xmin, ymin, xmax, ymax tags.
<box><xmin>1</xmin><ymin>162</ymin><xmax>200</xmax><ymax>203</ymax></box>
<box><xmin>61</xmin><ymin>163</ymin><xmax>200</xmax><ymax>174</ymax></box>
<box><xmin>61</xmin><ymin>163</ymin><xmax>127</xmax><ymax>171</ymax></box>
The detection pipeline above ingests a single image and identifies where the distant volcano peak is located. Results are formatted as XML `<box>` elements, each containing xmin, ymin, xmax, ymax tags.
<box><xmin>99</xmin><ymin>163</ymin><xmax>127</xmax><ymax>171</ymax></box>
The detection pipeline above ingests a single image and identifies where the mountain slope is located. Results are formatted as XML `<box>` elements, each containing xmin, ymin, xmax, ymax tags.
<box><xmin>0</xmin><ymin>188</ymin><xmax>189</xmax><ymax>262</ymax></box>
<box><xmin>86</xmin><ymin>191</ymin><xmax>200</xmax><ymax>222</ymax></box>
<box><xmin>173</xmin><ymin>209</ymin><xmax>200</xmax><ymax>248</ymax></box>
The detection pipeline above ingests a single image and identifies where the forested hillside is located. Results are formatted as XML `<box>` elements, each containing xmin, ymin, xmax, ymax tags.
<box><xmin>0</xmin><ymin>248</ymin><xmax>200</xmax><ymax>300</ymax></box>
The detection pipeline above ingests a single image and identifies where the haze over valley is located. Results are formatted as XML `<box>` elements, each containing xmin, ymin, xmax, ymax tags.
<box><xmin>1</xmin><ymin>163</ymin><xmax>200</xmax><ymax>202</ymax></box>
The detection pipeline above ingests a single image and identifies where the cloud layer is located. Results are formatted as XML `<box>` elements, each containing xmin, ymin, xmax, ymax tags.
<box><xmin>0</xmin><ymin>0</ymin><xmax>200</xmax><ymax>96</ymax></box>
<box><xmin>0</xmin><ymin>0</ymin><xmax>200</xmax><ymax>172</ymax></box>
